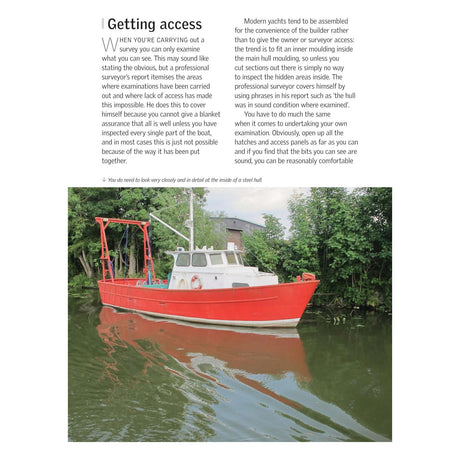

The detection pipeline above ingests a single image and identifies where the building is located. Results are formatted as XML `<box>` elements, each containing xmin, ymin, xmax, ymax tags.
<box><xmin>211</xmin><ymin>217</ymin><xmax>264</xmax><ymax>250</ymax></box>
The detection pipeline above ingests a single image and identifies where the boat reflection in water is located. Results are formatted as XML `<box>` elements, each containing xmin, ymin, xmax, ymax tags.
<box><xmin>95</xmin><ymin>307</ymin><xmax>388</xmax><ymax>441</ymax></box>
<box><xmin>97</xmin><ymin>306</ymin><xmax>312</xmax><ymax>391</ymax></box>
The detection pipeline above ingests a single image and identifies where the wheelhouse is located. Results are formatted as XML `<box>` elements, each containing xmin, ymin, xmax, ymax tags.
<box><xmin>172</xmin><ymin>245</ymin><xmax>244</xmax><ymax>269</ymax></box>
<box><xmin>166</xmin><ymin>242</ymin><xmax>278</xmax><ymax>290</ymax></box>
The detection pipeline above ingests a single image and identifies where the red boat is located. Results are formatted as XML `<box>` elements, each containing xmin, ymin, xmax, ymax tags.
<box><xmin>95</xmin><ymin>208</ymin><xmax>318</xmax><ymax>327</ymax></box>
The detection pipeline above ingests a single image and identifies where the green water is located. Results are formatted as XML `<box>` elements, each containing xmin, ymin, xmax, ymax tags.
<box><xmin>68</xmin><ymin>290</ymin><xmax>391</xmax><ymax>442</ymax></box>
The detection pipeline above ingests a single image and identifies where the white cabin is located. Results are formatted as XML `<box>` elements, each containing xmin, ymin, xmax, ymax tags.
<box><xmin>167</xmin><ymin>242</ymin><xmax>278</xmax><ymax>290</ymax></box>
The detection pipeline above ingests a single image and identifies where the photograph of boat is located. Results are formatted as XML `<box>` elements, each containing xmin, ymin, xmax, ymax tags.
<box><xmin>95</xmin><ymin>191</ymin><xmax>319</xmax><ymax>327</ymax></box>
<box><xmin>69</xmin><ymin>186</ymin><xmax>392</xmax><ymax>442</ymax></box>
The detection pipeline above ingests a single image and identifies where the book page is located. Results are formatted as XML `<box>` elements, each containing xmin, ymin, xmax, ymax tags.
<box><xmin>3</xmin><ymin>0</ymin><xmax>458</xmax><ymax>455</ymax></box>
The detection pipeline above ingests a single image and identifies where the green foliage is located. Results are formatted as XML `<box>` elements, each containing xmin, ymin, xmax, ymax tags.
<box><xmin>68</xmin><ymin>188</ymin><xmax>226</xmax><ymax>283</ymax></box>
<box><xmin>68</xmin><ymin>273</ymin><xmax>98</xmax><ymax>289</ymax></box>
<box><xmin>287</xmin><ymin>187</ymin><xmax>392</xmax><ymax>309</ymax></box>
<box><xmin>242</xmin><ymin>188</ymin><xmax>392</xmax><ymax>310</ymax></box>
<box><xmin>242</xmin><ymin>214</ymin><xmax>291</xmax><ymax>282</ymax></box>
<box><xmin>68</xmin><ymin>187</ymin><xmax>119</xmax><ymax>279</ymax></box>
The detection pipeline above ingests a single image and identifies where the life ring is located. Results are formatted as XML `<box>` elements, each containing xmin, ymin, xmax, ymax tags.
<box><xmin>302</xmin><ymin>272</ymin><xmax>316</xmax><ymax>281</ymax></box>
<box><xmin>191</xmin><ymin>275</ymin><xmax>203</xmax><ymax>290</ymax></box>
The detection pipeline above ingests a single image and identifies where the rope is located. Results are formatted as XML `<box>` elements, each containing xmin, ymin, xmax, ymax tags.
<box><xmin>108</xmin><ymin>259</ymin><xmax>115</xmax><ymax>279</ymax></box>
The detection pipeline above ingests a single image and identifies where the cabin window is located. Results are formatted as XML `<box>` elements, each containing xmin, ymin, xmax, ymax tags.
<box><xmin>192</xmin><ymin>252</ymin><xmax>207</xmax><ymax>267</ymax></box>
<box><xmin>210</xmin><ymin>253</ymin><xmax>223</xmax><ymax>265</ymax></box>
<box><xmin>176</xmin><ymin>253</ymin><xmax>190</xmax><ymax>267</ymax></box>
<box><xmin>237</xmin><ymin>253</ymin><xmax>243</xmax><ymax>265</ymax></box>
<box><xmin>226</xmin><ymin>252</ymin><xmax>237</xmax><ymax>265</ymax></box>
<box><xmin>232</xmin><ymin>282</ymin><xmax>249</xmax><ymax>288</ymax></box>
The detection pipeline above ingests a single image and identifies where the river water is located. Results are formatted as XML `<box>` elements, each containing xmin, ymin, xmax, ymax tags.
<box><xmin>68</xmin><ymin>290</ymin><xmax>391</xmax><ymax>442</ymax></box>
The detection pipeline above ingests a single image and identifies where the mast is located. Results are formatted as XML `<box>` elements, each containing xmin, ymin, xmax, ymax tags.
<box><xmin>189</xmin><ymin>189</ymin><xmax>194</xmax><ymax>251</ymax></box>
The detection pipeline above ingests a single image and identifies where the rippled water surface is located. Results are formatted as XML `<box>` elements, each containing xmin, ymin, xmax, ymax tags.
<box><xmin>68</xmin><ymin>291</ymin><xmax>391</xmax><ymax>442</ymax></box>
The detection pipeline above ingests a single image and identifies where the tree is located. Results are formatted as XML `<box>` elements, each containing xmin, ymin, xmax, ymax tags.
<box><xmin>286</xmin><ymin>188</ymin><xmax>392</xmax><ymax>308</ymax></box>
<box><xmin>68</xmin><ymin>188</ymin><xmax>119</xmax><ymax>284</ymax></box>
<box><xmin>285</xmin><ymin>191</ymin><xmax>320</xmax><ymax>277</ymax></box>
<box><xmin>242</xmin><ymin>214</ymin><xmax>290</xmax><ymax>281</ymax></box>
<box><xmin>354</xmin><ymin>187</ymin><xmax>392</xmax><ymax>306</ymax></box>
<box><xmin>68</xmin><ymin>188</ymin><xmax>226</xmax><ymax>285</ymax></box>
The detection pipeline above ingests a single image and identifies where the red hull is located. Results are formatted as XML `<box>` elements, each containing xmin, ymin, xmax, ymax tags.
<box><xmin>98</xmin><ymin>278</ymin><xmax>319</xmax><ymax>327</ymax></box>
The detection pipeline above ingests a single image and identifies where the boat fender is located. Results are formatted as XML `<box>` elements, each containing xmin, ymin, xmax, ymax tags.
<box><xmin>191</xmin><ymin>275</ymin><xmax>203</xmax><ymax>290</ymax></box>
<box><xmin>178</xmin><ymin>278</ymin><xmax>189</xmax><ymax>289</ymax></box>
<box><xmin>302</xmin><ymin>272</ymin><xmax>316</xmax><ymax>281</ymax></box>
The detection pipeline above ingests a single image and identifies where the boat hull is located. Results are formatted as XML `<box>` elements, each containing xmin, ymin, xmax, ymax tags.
<box><xmin>97</xmin><ymin>278</ymin><xmax>319</xmax><ymax>327</ymax></box>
